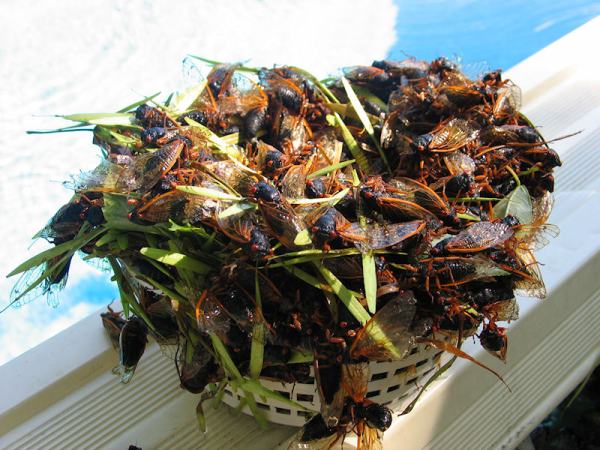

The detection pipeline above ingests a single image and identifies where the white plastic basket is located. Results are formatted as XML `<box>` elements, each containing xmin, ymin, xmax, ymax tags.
<box><xmin>222</xmin><ymin>342</ymin><xmax>449</xmax><ymax>427</ymax></box>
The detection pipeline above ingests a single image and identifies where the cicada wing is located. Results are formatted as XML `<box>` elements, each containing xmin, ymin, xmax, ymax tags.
<box><xmin>359</xmin><ymin>427</ymin><xmax>384</xmax><ymax>450</ymax></box>
<box><xmin>389</xmin><ymin>177</ymin><xmax>452</xmax><ymax>217</ymax></box>
<box><xmin>259</xmin><ymin>200</ymin><xmax>305</xmax><ymax>249</ymax></box>
<box><xmin>340</xmin><ymin>362</ymin><xmax>369</xmax><ymax>402</ymax></box>
<box><xmin>350</xmin><ymin>291</ymin><xmax>419</xmax><ymax>361</ymax></box>
<box><xmin>281</xmin><ymin>165</ymin><xmax>308</xmax><ymax>199</ymax></box>
<box><xmin>446</xmin><ymin>221</ymin><xmax>513</xmax><ymax>253</ymax></box>
<box><xmin>483</xmin><ymin>298</ymin><xmax>519</xmax><ymax>322</ymax></box>
<box><xmin>136</xmin><ymin>190</ymin><xmax>189</xmax><ymax>223</ymax></box>
<box><xmin>514</xmin><ymin>247</ymin><xmax>547</xmax><ymax>299</ymax></box>
<box><xmin>215</xmin><ymin>202</ymin><xmax>254</xmax><ymax>244</ymax></box>
<box><xmin>429</xmin><ymin>118</ymin><xmax>476</xmax><ymax>152</ymax></box>
<box><xmin>121</xmin><ymin>139</ymin><xmax>184</xmax><ymax>193</ymax></box>
<box><xmin>443</xmin><ymin>152</ymin><xmax>476</xmax><ymax>175</ymax></box>
<box><xmin>496</xmin><ymin>83</ymin><xmax>522</xmax><ymax>115</ymax></box>
<box><xmin>376</xmin><ymin>196</ymin><xmax>441</xmax><ymax>225</ymax></box>
<box><xmin>514</xmin><ymin>223</ymin><xmax>559</xmax><ymax>251</ymax></box>
<box><xmin>314</xmin><ymin>361</ymin><xmax>345</xmax><ymax>428</ymax></box>
<box><xmin>358</xmin><ymin>220</ymin><xmax>425</xmax><ymax>251</ymax></box>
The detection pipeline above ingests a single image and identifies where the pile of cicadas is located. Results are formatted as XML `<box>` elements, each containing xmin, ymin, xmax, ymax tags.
<box><xmin>9</xmin><ymin>56</ymin><xmax>562</xmax><ymax>449</ymax></box>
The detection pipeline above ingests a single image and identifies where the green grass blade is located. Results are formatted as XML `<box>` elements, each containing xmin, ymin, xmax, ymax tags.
<box><xmin>7</xmin><ymin>227</ymin><xmax>105</xmax><ymax>277</ymax></box>
<box><xmin>334</xmin><ymin>113</ymin><xmax>369</xmax><ymax>173</ymax></box>
<box><xmin>59</xmin><ymin>112</ymin><xmax>133</xmax><ymax>126</ymax></box>
<box><xmin>176</xmin><ymin>185</ymin><xmax>243</xmax><ymax>201</ymax></box>
<box><xmin>307</xmin><ymin>160</ymin><xmax>355</xmax><ymax>180</ymax></box>
<box><xmin>168</xmin><ymin>81</ymin><xmax>207</xmax><ymax>115</ymax></box>
<box><xmin>315</xmin><ymin>264</ymin><xmax>370</xmax><ymax>325</ymax></box>
<box><xmin>341</xmin><ymin>77</ymin><xmax>390</xmax><ymax>172</ymax></box>
<box><xmin>362</xmin><ymin>251</ymin><xmax>377</xmax><ymax>314</ymax></box>
<box><xmin>240</xmin><ymin>379</ymin><xmax>308</xmax><ymax>411</ymax></box>
<box><xmin>118</xmin><ymin>92</ymin><xmax>161</xmax><ymax>113</ymax></box>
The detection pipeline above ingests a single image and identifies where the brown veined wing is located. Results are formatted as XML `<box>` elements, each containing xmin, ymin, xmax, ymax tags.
<box><xmin>281</xmin><ymin>164</ymin><xmax>309</xmax><ymax>199</ymax></box>
<box><xmin>428</xmin><ymin>118</ymin><xmax>477</xmax><ymax>153</ymax></box>
<box><xmin>482</xmin><ymin>298</ymin><xmax>519</xmax><ymax>322</ymax></box>
<box><xmin>350</xmin><ymin>291</ymin><xmax>421</xmax><ymax>361</ymax></box>
<box><xmin>258</xmin><ymin>199</ymin><xmax>305</xmax><ymax>250</ymax></box>
<box><xmin>513</xmin><ymin>246</ymin><xmax>547</xmax><ymax>300</ymax></box>
<box><xmin>388</xmin><ymin>177</ymin><xmax>454</xmax><ymax>219</ymax></box>
<box><xmin>443</xmin><ymin>152</ymin><xmax>476</xmax><ymax>175</ymax></box>
<box><xmin>355</xmin><ymin>220</ymin><xmax>425</xmax><ymax>251</ymax></box>
<box><xmin>117</xmin><ymin>138</ymin><xmax>186</xmax><ymax>193</ymax></box>
<box><xmin>513</xmin><ymin>192</ymin><xmax>559</xmax><ymax>251</ymax></box>
<box><xmin>493</xmin><ymin>82</ymin><xmax>522</xmax><ymax>119</ymax></box>
<box><xmin>443</xmin><ymin>221</ymin><xmax>513</xmax><ymax>253</ymax></box>
<box><xmin>134</xmin><ymin>190</ymin><xmax>189</xmax><ymax>223</ymax></box>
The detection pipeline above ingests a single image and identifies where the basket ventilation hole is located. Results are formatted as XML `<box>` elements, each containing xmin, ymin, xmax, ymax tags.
<box><xmin>224</xmin><ymin>390</ymin><xmax>233</xmax><ymax>397</ymax></box>
<box><xmin>276</xmin><ymin>390</ymin><xmax>291</xmax><ymax>399</ymax></box>
<box><xmin>410</xmin><ymin>347</ymin><xmax>419</xmax><ymax>355</ymax></box>
<box><xmin>416</xmin><ymin>358</ymin><xmax>428</xmax><ymax>367</ymax></box>
<box><xmin>394</xmin><ymin>367</ymin><xmax>407</xmax><ymax>376</ymax></box>
<box><xmin>406</xmin><ymin>377</ymin><xmax>418</xmax><ymax>385</ymax></box>
<box><xmin>275</xmin><ymin>407</ymin><xmax>292</xmax><ymax>415</ymax></box>
<box><xmin>371</xmin><ymin>372</ymin><xmax>388</xmax><ymax>381</ymax></box>
<box><xmin>297</xmin><ymin>410</ymin><xmax>312</xmax><ymax>418</ymax></box>
<box><xmin>297</xmin><ymin>393</ymin><xmax>314</xmax><ymax>402</ymax></box>
<box><xmin>387</xmin><ymin>384</ymin><xmax>400</xmax><ymax>393</ymax></box>
<box><xmin>257</xmin><ymin>402</ymin><xmax>270</xmax><ymax>410</ymax></box>
<box><xmin>422</xmin><ymin>367</ymin><xmax>435</xmax><ymax>377</ymax></box>
<box><xmin>366</xmin><ymin>390</ymin><xmax>381</xmax><ymax>398</ymax></box>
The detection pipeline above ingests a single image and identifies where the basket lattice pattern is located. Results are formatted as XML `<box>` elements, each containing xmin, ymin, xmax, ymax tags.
<box><xmin>222</xmin><ymin>343</ymin><xmax>447</xmax><ymax>427</ymax></box>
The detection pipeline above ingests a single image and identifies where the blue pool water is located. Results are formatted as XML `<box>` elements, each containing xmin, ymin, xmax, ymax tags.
<box><xmin>391</xmin><ymin>0</ymin><xmax>600</xmax><ymax>69</ymax></box>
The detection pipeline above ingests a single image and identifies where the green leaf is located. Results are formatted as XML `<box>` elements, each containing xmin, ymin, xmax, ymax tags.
<box><xmin>362</xmin><ymin>251</ymin><xmax>377</xmax><ymax>314</ymax></box>
<box><xmin>176</xmin><ymin>185</ymin><xmax>242</xmax><ymax>201</ymax></box>
<box><xmin>59</xmin><ymin>112</ymin><xmax>134</xmax><ymax>126</ymax></box>
<box><xmin>493</xmin><ymin>185</ymin><xmax>533</xmax><ymax>224</ymax></box>
<box><xmin>315</xmin><ymin>264</ymin><xmax>371</xmax><ymax>325</ymax></box>
<box><xmin>140</xmin><ymin>247</ymin><xmax>211</xmax><ymax>274</ymax></box>
<box><xmin>249</xmin><ymin>271</ymin><xmax>265</xmax><ymax>379</ymax></box>
<box><xmin>334</xmin><ymin>113</ymin><xmax>369</xmax><ymax>173</ymax></box>
<box><xmin>168</xmin><ymin>81</ymin><xmax>207</xmax><ymax>115</ymax></box>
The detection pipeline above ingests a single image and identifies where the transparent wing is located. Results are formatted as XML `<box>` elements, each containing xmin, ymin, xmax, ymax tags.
<box><xmin>359</xmin><ymin>426</ymin><xmax>384</xmax><ymax>450</ymax></box>
<box><xmin>483</xmin><ymin>298</ymin><xmax>519</xmax><ymax>322</ymax></box>
<box><xmin>514</xmin><ymin>247</ymin><xmax>547</xmax><ymax>299</ymax></box>
<box><xmin>446</xmin><ymin>221</ymin><xmax>513</xmax><ymax>253</ymax></box>
<box><xmin>119</xmin><ymin>139</ymin><xmax>184</xmax><ymax>193</ymax></box>
<box><xmin>281</xmin><ymin>165</ymin><xmax>308</xmax><ymax>199</ymax></box>
<box><xmin>389</xmin><ymin>177</ymin><xmax>453</xmax><ymax>217</ymax></box>
<box><xmin>340</xmin><ymin>362</ymin><xmax>369</xmax><ymax>402</ymax></box>
<box><xmin>494</xmin><ymin>83</ymin><xmax>522</xmax><ymax>117</ymax></box>
<box><xmin>259</xmin><ymin>200</ymin><xmax>305</xmax><ymax>249</ymax></box>
<box><xmin>356</xmin><ymin>220</ymin><xmax>425</xmax><ymax>251</ymax></box>
<box><xmin>444</xmin><ymin>152</ymin><xmax>476</xmax><ymax>175</ymax></box>
<box><xmin>350</xmin><ymin>291</ymin><xmax>419</xmax><ymax>361</ymax></box>
<box><xmin>429</xmin><ymin>118</ymin><xmax>477</xmax><ymax>153</ymax></box>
